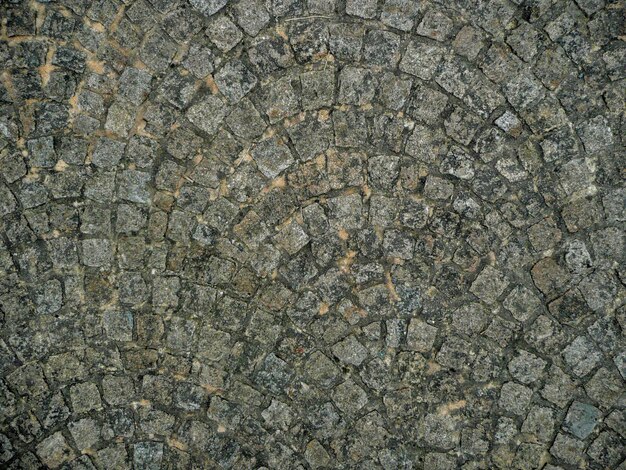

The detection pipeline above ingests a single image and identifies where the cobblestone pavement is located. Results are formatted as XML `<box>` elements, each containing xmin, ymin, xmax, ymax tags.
<box><xmin>1</xmin><ymin>0</ymin><xmax>625</xmax><ymax>468</ymax></box>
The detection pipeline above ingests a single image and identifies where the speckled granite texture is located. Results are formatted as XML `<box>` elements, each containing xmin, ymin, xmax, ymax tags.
<box><xmin>0</xmin><ymin>0</ymin><xmax>625</xmax><ymax>468</ymax></box>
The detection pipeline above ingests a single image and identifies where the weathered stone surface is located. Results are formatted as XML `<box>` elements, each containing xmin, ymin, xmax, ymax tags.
<box><xmin>563</xmin><ymin>401</ymin><xmax>601</xmax><ymax>439</ymax></box>
<box><xmin>470</xmin><ymin>266</ymin><xmax>509</xmax><ymax>304</ymax></box>
<box><xmin>406</xmin><ymin>319</ymin><xmax>438</xmax><ymax>353</ymax></box>
<box><xmin>186</xmin><ymin>95</ymin><xmax>228</xmax><ymax>135</ymax></box>
<box><xmin>508</xmin><ymin>350</ymin><xmax>547</xmax><ymax>384</ymax></box>
<box><xmin>36</xmin><ymin>432</ymin><xmax>75</xmax><ymax>468</ymax></box>
<box><xmin>214</xmin><ymin>60</ymin><xmax>258</xmax><ymax>103</ymax></box>
<box><xmin>1</xmin><ymin>3</ymin><xmax>622</xmax><ymax>468</ymax></box>
<box><xmin>499</xmin><ymin>381</ymin><xmax>533</xmax><ymax>416</ymax></box>
<box><xmin>251</xmin><ymin>137</ymin><xmax>295</xmax><ymax>179</ymax></box>
<box><xmin>332</xmin><ymin>335</ymin><xmax>368</xmax><ymax>366</ymax></box>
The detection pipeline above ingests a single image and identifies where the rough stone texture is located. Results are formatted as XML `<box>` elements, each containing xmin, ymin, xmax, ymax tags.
<box><xmin>0</xmin><ymin>1</ymin><xmax>624</xmax><ymax>468</ymax></box>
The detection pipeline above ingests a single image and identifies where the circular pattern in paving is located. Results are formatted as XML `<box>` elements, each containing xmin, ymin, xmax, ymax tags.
<box><xmin>1</xmin><ymin>0</ymin><xmax>625</xmax><ymax>468</ymax></box>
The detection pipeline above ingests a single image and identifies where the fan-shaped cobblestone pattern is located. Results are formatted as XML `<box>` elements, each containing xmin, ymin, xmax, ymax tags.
<box><xmin>1</xmin><ymin>0</ymin><xmax>625</xmax><ymax>468</ymax></box>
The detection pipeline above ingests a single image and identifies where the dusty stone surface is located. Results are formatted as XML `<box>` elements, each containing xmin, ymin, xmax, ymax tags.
<box><xmin>0</xmin><ymin>0</ymin><xmax>624</xmax><ymax>468</ymax></box>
